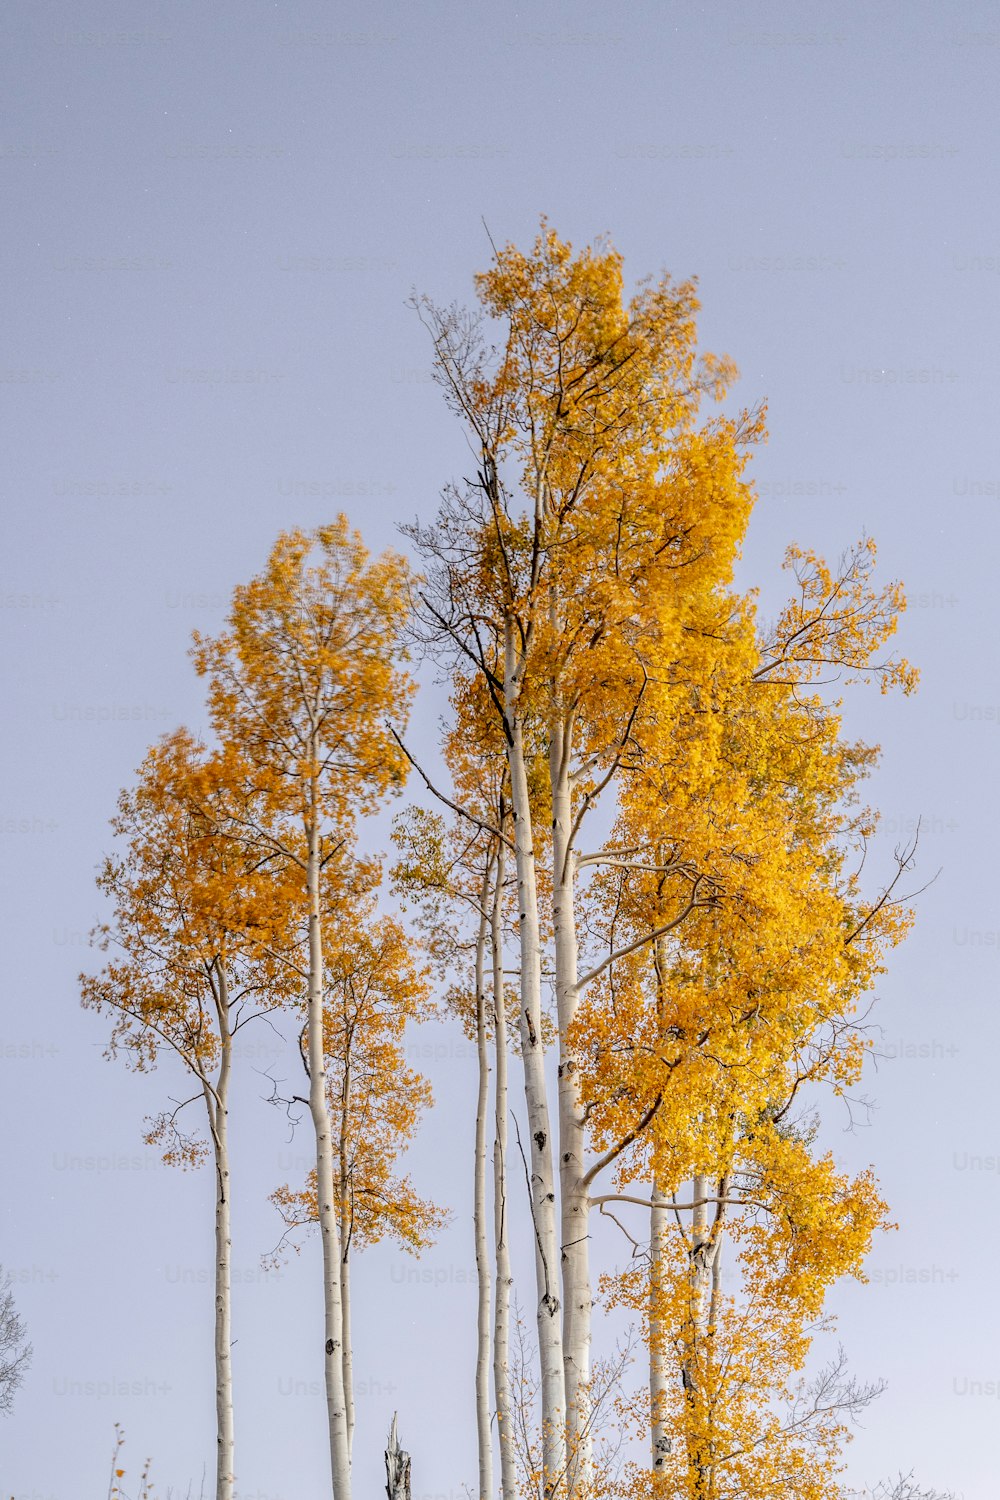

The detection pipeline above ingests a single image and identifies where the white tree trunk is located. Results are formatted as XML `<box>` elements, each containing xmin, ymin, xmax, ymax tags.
<box><xmin>650</xmin><ymin>937</ymin><xmax>672</xmax><ymax>1477</ymax></box>
<box><xmin>341</xmin><ymin>1246</ymin><xmax>354</xmax><ymax>1462</ymax></box>
<box><xmin>208</xmin><ymin>1057</ymin><xmax>235</xmax><ymax>1500</ymax></box>
<box><xmin>549</xmin><ymin>722</ymin><xmax>591</xmax><ymax>1497</ymax></box>
<box><xmin>474</xmin><ymin>882</ymin><xmax>495</xmax><ymax>1500</ymax></box>
<box><xmin>505</xmin><ymin>622</ymin><xmax>566</xmax><ymax>1497</ymax></box>
<box><xmin>683</xmin><ymin>1172</ymin><xmax>716</xmax><ymax>1499</ymax></box>
<box><xmin>307</xmin><ymin>823</ymin><xmax>353</xmax><ymax>1499</ymax></box>
<box><xmin>491</xmin><ymin>837</ymin><xmax>518</xmax><ymax>1500</ymax></box>
<box><xmin>205</xmin><ymin>968</ymin><xmax>235</xmax><ymax>1500</ymax></box>
<box><xmin>338</xmin><ymin>1076</ymin><xmax>356</xmax><ymax>1462</ymax></box>
<box><xmin>650</xmin><ymin>1166</ymin><xmax>671</xmax><ymax>1475</ymax></box>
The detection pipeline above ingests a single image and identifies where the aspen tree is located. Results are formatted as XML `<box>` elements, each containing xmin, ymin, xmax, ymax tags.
<box><xmin>269</xmin><ymin>878</ymin><xmax>445</xmax><ymax>1460</ymax></box>
<box><xmin>392</xmin><ymin>703</ymin><xmax>519</xmax><ymax>1500</ymax></box>
<box><xmin>409</xmin><ymin>223</ymin><xmax>757</xmax><ymax>1495</ymax></box>
<box><xmin>414</xmin><ymin>224</ymin><xmax>917</xmax><ymax>1498</ymax></box>
<box><xmin>192</xmin><ymin>522</ymin><xmax>412</xmax><ymax>1500</ymax></box>
<box><xmin>81</xmin><ymin>729</ymin><xmax>297</xmax><ymax>1500</ymax></box>
<box><xmin>573</xmin><ymin>545</ymin><xmax>916</xmax><ymax>1498</ymax></box>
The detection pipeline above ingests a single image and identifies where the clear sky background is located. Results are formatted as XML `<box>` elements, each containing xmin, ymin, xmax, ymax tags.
<box><xmin>1</xmin><ymin>1</ymin><xmax>997</xmax><ymax>1496</ymax></box>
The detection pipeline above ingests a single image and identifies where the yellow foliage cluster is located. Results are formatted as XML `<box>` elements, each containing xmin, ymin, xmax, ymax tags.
<box><xmin>411</xmin><ymin>223</ymin><xmax>918</xmax><ymax>1499</ymax></box>
<box><xmin>81</xmin><ymin>222</ymin><xmax>922</xmax><ymax>1500</ymax></box>
<box><xmin>83</xmin><ymin>520</ymin><xmax>445</xmax><ymax>1260</ymax></box>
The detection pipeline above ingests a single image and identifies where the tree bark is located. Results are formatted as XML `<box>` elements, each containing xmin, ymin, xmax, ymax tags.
<box><xmin>338</xmin><ymin>1066</ymin><xmax>356</xmax><ymax>1462</ymax></box>
<box><xmin>649</xmin><ymin>1165</ymin><xmax>671</xmax><ymax>1477</ymax></box>
<box><xmin>384</xmin><ymin>1413</ymin><xmax>411</xmax><ymax>1500</ymax></box>
<box><xmin>683</xmin><ymin>1172</ymin><xmax>717</xmax><ymax>1499</ymax></box>
<box><xmin>505</xmin><ymin>621</ymin><xmax>566</xmax><ymax>1498</ymax></box>
<box><xmin>549</xmin><ymin>718</ymin><xmax>592</xmax><ymax>1497</ymax></box>
<box><xmin>474</xmin><ymin>873</ymin><xmax>495</xmax><ymax>1500</ymax></box>
<box><xmin>491</xmin><ymin>836</ymin><xmax>518</xmax><ymax>1500</ymax></box>
<box><xmin>208</xmin><ymin>1051</ymin><xmax>234</xmax><ymax>1500</ymax></box>
<box><xmin>650</xmin><ymin>931</ymin><xmax>671</xmax><ymax>1478</ymax></box>
<box><xmin>204</xmin><ymin>967</ymin><xmax>235</xmax><ymax>1500</ymax></box>
<box><xmin>340</xmin><ymin>1248</ymin><xmax>354</xmax><ymax>1462</ymax></box>
<box><xmin>307</xmin><ymin>815</ymin><xmax>353</xmax><ymax>1499</ymax></box>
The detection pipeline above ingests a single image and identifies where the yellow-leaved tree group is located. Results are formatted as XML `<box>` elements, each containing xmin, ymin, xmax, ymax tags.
<box><xmin>82</xmin><ymin>224</ymin><xmax>948</xmax><ymax>1500</ymax></box>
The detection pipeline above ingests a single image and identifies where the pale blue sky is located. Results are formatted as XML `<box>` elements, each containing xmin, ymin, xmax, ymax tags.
<box><xmin>1</xmin><ymin>1</ymin><xmax>997</xmax><ymax>1495</ymax></box>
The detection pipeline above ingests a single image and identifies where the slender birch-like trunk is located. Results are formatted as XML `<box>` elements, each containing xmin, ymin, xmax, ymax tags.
<box><xmin>505</xmin><ymin>620</ymin><xmax>566</xmax><ymax>1497</ymax></box>
<box><xmin>650</xmin><ymin>933</ymin><xmax>671</xmax><ymax>1477</ymax></box>
<box><xmin>491</xmin><ymin>836</ymin><xmax>518</xmax><ymax>1500</ymax></box>
<box><xmin>474</xmin><ymin>872</ymin><xmax>495</xmax><ymax>1500</ymax></box>
<box><xmin>306</xmin><ymin>810</ymin><xmax>353</xmax><ymax>1499</ymax></box>
<box><xmin>206</xmin><ymin>1016</ymin><xmax>235</xmax><ymax>1500</ymax></box>
<box><xmin>338</xmin><ymin>1054</ymin><xmax>355</xmax><ymax>1460</ymax></box>
<box><xmin>549</xmin><ymin>717</ymin><xmax>592</xmax><ymax>1497</ymax></box>
<box><xmin>684</xmin><ymin>1173</ymin><xmax>714</xmax><ymax>1499</ymax></box>
<box><xmin>340</xmin><ymin>1214</ymin><xmax>355</xmax><ymax>1460</ymax></box>
<box><xmin>649</xmin><ymin>1166</ymin><xmax>671</xmax><ymax>1476</ymax></box>
<box><xmin>680</xmin><ymin>1168</ymin><xmax>728</xmax><ymax>1498</ymax></box>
